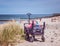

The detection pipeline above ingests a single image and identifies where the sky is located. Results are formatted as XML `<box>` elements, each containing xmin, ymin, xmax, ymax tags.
<box><xmin>0</xmin><ymin>0</ymin><xmax>60</xmax><ymax>14</ymax></box>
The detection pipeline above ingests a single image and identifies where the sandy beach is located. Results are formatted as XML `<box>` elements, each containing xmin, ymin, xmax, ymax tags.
<box><xmin>0</xmin><ymin>0</ymin><xmax>60</xmax><ymax>46</ymax></box>
<box><xmin>15</xmin><ymin>21</ymin><xmax>60</xmax><ymax>46</ymax></box>
<box><xmin>0</xmin><ymin>15</ymin><xmax>60</xmax><ymax>46</ymax></box>
<box><xmin>12</xmin><ymin>15</ymin><xmax>60</xmax><ymax>46</ymax></box>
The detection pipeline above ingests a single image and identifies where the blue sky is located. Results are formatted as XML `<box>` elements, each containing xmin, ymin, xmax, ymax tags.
<box><xmin>0</xmin><ymin>0</ymin><xmax>60</xmax><ymax>14</ymax></box>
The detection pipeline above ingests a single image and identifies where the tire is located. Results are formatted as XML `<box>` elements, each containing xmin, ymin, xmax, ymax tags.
<box><xmin>25</xmin><ymin>34</ymin><xmax>29</xmax><ymax>41</ymax></box>
<box><xmin>41</xmin><ymin>36</ymin><xmax>45</xmax><ymax>42</ymax></box>
<box><xmin>29</xmin><ymin>36</ymin><xmax>34</xmax><ymax>42</ymax></box>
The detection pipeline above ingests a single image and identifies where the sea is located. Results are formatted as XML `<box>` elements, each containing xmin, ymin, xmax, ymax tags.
<box><xmin>0</xmin><ymin>14</ymin><xmax>52</xmax><ymax>24</ymax></box>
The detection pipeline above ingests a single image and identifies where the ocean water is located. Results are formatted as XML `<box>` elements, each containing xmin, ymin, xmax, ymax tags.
<box><xmin>0</xmin><ymin>14</ymin><xmax>52</xmax><ymax>20</ymax></box>
<box><xmin>0</xmin><ymin>14</ymin><xmax>52</xmax><ymax>24</ymax></box>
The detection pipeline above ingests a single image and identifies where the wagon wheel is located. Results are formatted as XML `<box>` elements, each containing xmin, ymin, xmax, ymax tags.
<box><xmin>29</xmin><ymin>36</ymin><xmax>34</xmax><ymax>42</ymax></box>
<box><xmin>41</xmin><ymin>28</ymin><xmax>45</xmax><ymax>42</ymax></box>
<box><xmin>41</xmin><ymin>35</ymin><xmax>45</xmax><ymax>42</ymax></box>
<box><xmin>25</xmin><ymin>33</ymin><xmax>30</xmax><ymax>41</ymax></box>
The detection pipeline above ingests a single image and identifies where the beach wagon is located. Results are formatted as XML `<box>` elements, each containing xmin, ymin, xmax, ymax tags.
<box><xmin>24</xmin><ymin>23</ymin><xmax>45</xmax><ymax>42</ymax></box>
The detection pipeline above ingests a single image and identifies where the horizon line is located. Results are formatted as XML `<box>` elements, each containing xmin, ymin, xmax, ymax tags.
<box><xmin>0</xmin><ymin>13</ymin><xmax>60</xmax><ymax>15</ymax></box>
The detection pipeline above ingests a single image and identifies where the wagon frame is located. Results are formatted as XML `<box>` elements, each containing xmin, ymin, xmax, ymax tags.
<box><xmin>24</xmin><ymin>22</ymin><xmax>45</xmax><ymax>42</ymax></box>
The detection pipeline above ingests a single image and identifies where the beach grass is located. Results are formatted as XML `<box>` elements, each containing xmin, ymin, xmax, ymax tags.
<box><xmin>0</xmin><ymin>22</ymin><xmax>24</xmax><ymax>46</ymax></box>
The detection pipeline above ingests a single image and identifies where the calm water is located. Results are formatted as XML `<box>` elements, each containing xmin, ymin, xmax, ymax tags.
<box><xmin>0</xmin><ymin>14</ymin><xmax>52</xmax><ymax>24</ymax></box>
<box><xmin>0</xmin><ymin>14</ymin><xmax>52</xmax><ymax>20</ymax></box>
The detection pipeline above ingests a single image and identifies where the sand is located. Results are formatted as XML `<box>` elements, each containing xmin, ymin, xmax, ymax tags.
<box><xmin>16</xmin><ymin>22</ymin><xmax>60</xmax><ymax>46</ymax></box>
<box><xmin>0</xmin><ymin>18</ymin><xmax>60</xmax><ymax>46</ymax></box>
